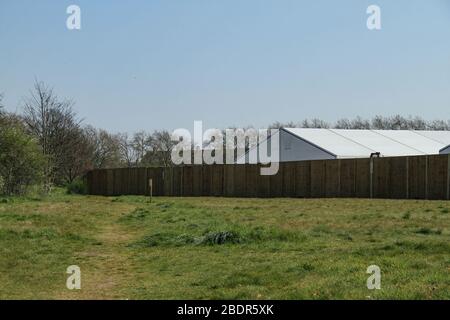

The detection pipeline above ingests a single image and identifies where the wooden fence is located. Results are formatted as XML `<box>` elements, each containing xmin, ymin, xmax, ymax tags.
<box><xmin>86</xmin><ymin>154</ymin><xmax>450</xmax><ymax>200</ymax></box>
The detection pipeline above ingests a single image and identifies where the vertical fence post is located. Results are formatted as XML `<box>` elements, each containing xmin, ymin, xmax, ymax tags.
<box><xmin>425</xmin><ymin>156</ymin><xmax>429</xmax><ymax>200</ymax></box>
<box><xmin>353</xmin><ymin>159</ymin><xmax>357</xmax><ymax>196</ymax></box>
<box><xmin>370</xmin><ymin>157</ymin><xmax>374</xmax><ymax>199</ymax></box>
<box><xmin>162</xmin><ymin>169</ymin><xmax>165</xmax><ymax>196</ymax></box>
<box><xmin>181</xmin><ymin>166</ymin><xmax>184</xmax><ymax>197</ymax></box>
<box><xmin>337</xmin><ymin>159</ymin><xmax>341</xmax><ymax>197</ymax></box>
<box><xmin>447</xmin><ymin>154</ymin><xmax>450</xmax><ymax>201</ymax></box>
<box><xmin>406</xmin><ymin>157</ymin><xmax>409</xmax><ymax>199</ymax></box>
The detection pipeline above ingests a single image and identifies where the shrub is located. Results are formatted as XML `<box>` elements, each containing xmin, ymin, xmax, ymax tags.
<box><xmin>0</xmin><ymin>120</ymin><xmax>45</xmax><ymax>195</ymax></box>
<box><xmin>66</xmin><ymin>178</ymin><xmax>87</xmax><ymax>195</ymax></box>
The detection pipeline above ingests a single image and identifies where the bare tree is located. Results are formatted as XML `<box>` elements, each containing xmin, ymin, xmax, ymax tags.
<box><xmin>144</xmin><ymin>130</ymin><xmax>176</xmax><ymax>167</ymax></box>
<box><xmin>84</xmin><ymin>126</ymin><xmax>121</xmax><ymax>169</ymax></box>
<box><xmin>57</xmin><ymin>127</ymin><xmax>93</xmax><ymax>184</ymax></box>
<box><xmin>427</xmin><ymin>119</ymin><xmax>450</xmax><ymax>131</ymax></box>
<box><xmin>132</xmin><ymin>131</ymin><xmax>153</xmax><ymax>165</ymax></box>
<box><xmin>268</xmin><ymin>121</ymin><xmax>296</xmax><ymax>129</ymax></box>
<box><xmin>300</xmin><ymin>118</ymin><xmax>330</xmax><ymax>128</ymax></box>
<box><xmin>268</xmin><ymin>115</ymin><xmax>449</xmax><ymax>131</ymax></box>
<box><xmin>23</xmin><ymin>80</ymin><xmax>88</xmax><ymax>187</ymax></box>
<box><xmin>334</xmin><ymin>118</ymin><xmax>351</xmax><ymax>129</ymax></box>
<box><xmin>117</xmin><ymin>133</ymin><xmax>138</xmax><ymax>167</ymax></box>
<box><xmin>409</xmin><ymin>116</ymin><xmax>427</xmax><ymax>130</ymax></box>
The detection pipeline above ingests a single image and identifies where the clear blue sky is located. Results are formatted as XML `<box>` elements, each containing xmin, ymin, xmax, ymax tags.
<box><xmin>1</xmin><ymin>0</ymin><xmax>449</xmax><ymax>133</ymax></box>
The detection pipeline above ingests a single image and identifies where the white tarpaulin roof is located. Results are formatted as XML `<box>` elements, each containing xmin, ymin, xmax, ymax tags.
<box><xmin>284</xmin><ymin>128</ymin><xmax>450</xmax><ymax>158</ymax></box>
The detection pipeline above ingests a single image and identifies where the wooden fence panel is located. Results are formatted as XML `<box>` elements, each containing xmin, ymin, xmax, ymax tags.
<box><xmin>340</xmin><ymin>159</ymin><xmax>356</xmax><ymax>197</ymax></box>
<box><xmin>146</xmin><ymin>168</ymin><xmax>164</xmax><ymax>196</ymax></box>
<box><xmin>91</xmin><ymin>170</ymin><xmax>99</xmax><ymax>195</ymax></box>
<box><xmin>234</xmin><ymin>164</ymin><xmax>246</xmax><ymax>196</ymax></box>
<box><xmin>211</xmin><ymin>165</ymin><xmax>223</xmax><ymax>196</ymax></box>
<box><xmin>129</xmin><ymin>168</ymin><xmax>139</xmax><ymax>195</ymax></box>
<box><xmin>295</xmin><ymin>161</ymin><xmax>311</xmax><ymax>198</ymax></box>
<box><xmin>325</xmin><ymin>160</ymin><xmax>340</xmax><ymax>197</ymax></box>
<box><xmin>245</xmin><ymin>164</ymin><xmax>258</xmax><ymax>197</ymax></box>
<box><xmin>106</xmin><ymin>169</ymin><xmax>114</xmax><ymax>196</ymax></box>
<box><xmin>355</xmin><ymin>159</ymin><xmax>370</xmax><ymax>198</ymax></box>
<box><xmin>192</xmin><ymin>165</ymin><xmax>203</xmax><ymax>196</ymax></box>
<box><xmin>427</xmin><ymin>155</ymin><xmax>447</xmax><ymax>200</ymax></box>
<box><xmin>202</xmin><ymin>165</ymin><xmax>212</xmax><ymax>196</ymax></box>
<box><xmin>269</xmin><ymin>164</ymin><xmax>283</xmax><ymax>197</ymax></box>
<box><xmin>86</xmin><ymin>155</ymin><xmax>450</xmax><ymax>200</ymax></box>
<box><xmin>182</xmin><ymin>166</ymin><xmax>194</xmax><ymax>196</ymax></box>
<box><xmin>171</xmin><ymin>167</ymin><xmax>183</xmax><ymax>196</ymax></box>
<box><xmin>224</xmin><ymin>165</ymin><xmax>235</xmax><ymax>197</ymax></box>
<box><xmin>162</xmin><ymin>167</ymin><xmax>173</xmax><ymax>196</ymax></box>
<box><xmin>373</xmin><ymin>157</ymin><xmax>389</xmax><ymax>198</ymax></box>
<box><xmin>408</xmin><ymin>156</ymin><xmax>426</xmax><ymax>199</ymax></box>
<box><xmin>112</xmin><ymin>169</ymin><xmax>119</xmax><ymax>195</ymax></box>
<box><xmin>136</xmin><ymin>168</ymin><xmax>147</xmax><ymax>195</ymax></box>
<box><xmin>123</xmin><ymin>168</ymin><xmax>131</xmax><ymax>195</ymax></box>
<box><xmin>257</xmin><ymin>165</ymin><xmax>271</xmax><ymax>198</ymax></box>
<box><xmin>282</xmin><ymin>162</ymin><xmax>296</xmax><ymax>197</ymax></box>
<box><xmin>310</xmin><ymin>160</ymin><xmax>326</xmax><ymax>197</ymax></box>
<box><xmin>389</xmin><ymin>157</ymin><xmax>408</xmax><ymax>199</ymax></box>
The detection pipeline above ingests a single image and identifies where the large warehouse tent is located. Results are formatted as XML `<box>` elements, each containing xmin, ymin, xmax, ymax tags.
<box><xmin>240</xmin><ymin>128</ymin><xmax>450</xmax><ymax>162</ymax></box>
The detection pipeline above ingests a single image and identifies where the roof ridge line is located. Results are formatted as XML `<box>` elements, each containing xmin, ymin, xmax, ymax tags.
<box><xmin>371</xmin><ymin>130</ymin><xmax>426</xmax><ymax>155</ymax></box>
<box><xmin>327</xmin><ymin>129</ymin><xmax>377</xmax><ymax>153</ymax></box>
<box><xmin>411</xmin><ymin>130</ymin><xmax>447</xmax><ymax>145</ymax></box>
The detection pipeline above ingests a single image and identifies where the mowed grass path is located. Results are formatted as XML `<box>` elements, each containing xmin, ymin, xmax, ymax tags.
<box><xmin>0</xmin><ymin>192</ymin><xmax>449</xmax><ymax>299</ymax></box>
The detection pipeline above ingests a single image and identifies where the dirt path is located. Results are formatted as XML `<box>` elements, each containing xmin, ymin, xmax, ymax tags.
<box><xmin>56</xmin><ymin>202</ymin><xmax>141</xmax><ymax>300</ymax></box>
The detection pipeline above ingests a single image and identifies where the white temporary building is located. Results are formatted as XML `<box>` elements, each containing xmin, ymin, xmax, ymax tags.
<box><xmin>240</xmin><ymin>128</ymin><xmax>450</xmax><ymax>162</ymax></box>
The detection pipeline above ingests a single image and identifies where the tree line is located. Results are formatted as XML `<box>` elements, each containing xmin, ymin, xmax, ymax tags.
<box><xmin>268</xmin><ymin>116</ymin><xmax>450</xmax><ymax>131</ymax></box>
<box><xmin>0</xmin><ymin>81</ymin><xmax>176</xmax><ymax>195</ymax></box>
<box><xmin>1</xmin><ymin>80</ymin><xmax>449</xmax><ymax>195</ymax></box>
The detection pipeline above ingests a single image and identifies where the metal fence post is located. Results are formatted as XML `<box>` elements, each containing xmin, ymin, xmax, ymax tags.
<box><xmin>447</xmin><ymin>155</ymin><xmax>450</xmax><ymax>200</ymax></box>
<box><xmin>406</xmin><ymin>157</ymin><xmax>409</xmax><ymax>199</ymax></box>
<box><xmin>425</xmin><ymin>156</ymin><xmax>429</xmax><ymax>200</ymax></box>
<box><xmin>370</xmin><ymin>157</ymin><xmax>374</xmax><ymax>199</ymax></box>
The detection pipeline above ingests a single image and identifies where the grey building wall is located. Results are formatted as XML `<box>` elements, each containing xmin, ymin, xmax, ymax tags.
<box><xmin>279</xmin><ymin>129</ymin><xmax>336</xmax><ymax>162</ymax></box>
<box><xmin>238</xmin><ymin>128</ymin><xmax>337</xmax><ymax>163</ymax></box>
<box><xmin>440</xmin><ymin>145</ymin><xmax>450</xmax><ymax>155</ymax></box>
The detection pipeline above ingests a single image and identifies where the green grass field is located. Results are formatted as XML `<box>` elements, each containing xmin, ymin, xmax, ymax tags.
<box><xmin>0</xmin><ymin>191</ymin><xmax>449</xmax><ymax>299</ymax></box>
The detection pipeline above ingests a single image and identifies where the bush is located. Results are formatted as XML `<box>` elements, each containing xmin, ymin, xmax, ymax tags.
<box><xmin>0</xmin><ymin>120</ymin><xmax>45</xmax><ymax>195</ymax></box>
<box><xmin>66</xmin><ymin>178</ymin><xmax>87</xmax><ymax>195</ymax></box>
